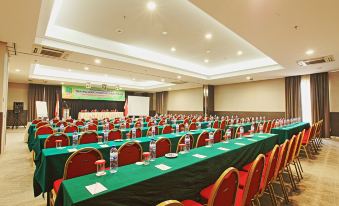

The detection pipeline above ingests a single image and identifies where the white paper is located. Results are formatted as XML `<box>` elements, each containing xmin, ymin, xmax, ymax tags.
<box><xmin>192</xmin><ymin>154</ymin><xmax>207</xmax><ymax>159</ymax></box>
<box><xmin>217</xmin><ymin>147</ymin><xmax>230</xmax><ymax>151</ymax></box>
<box><xmin>235</xmin><ymin>142</ymin><xmax>246</xmax><ymax>146</ymax></box>
<box><xmin>85</xmin><ymin>182</ymin><xmax>107</xmax><ymax>195</ymax></box>
<box><xmin>155</xmin><ymin>164</ymin><xmax>171</xmax><ymax>171</ymax></box>
<box><xmin>258</xmin><ymin>136</ymin><xmax>267</xmax><ymax>138</ymax></box>
<box><xmin>67</xmin><ymin>148</ymin><xmax>77</xmax><ymax>152</ymax></box>
<box><xmin>99</xmin><ymin>144</ymin><xmax>109</xmax><ymax>148</ymax></box>
<box><xmin>247</xmin><ymin>139</ymin><xmax>258</xmax><ymax>142</ymax></box>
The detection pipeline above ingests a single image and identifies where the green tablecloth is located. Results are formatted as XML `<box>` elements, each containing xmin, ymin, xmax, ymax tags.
<box><xmin>55</xmin><ymin>133</ymin><xmax>278</xmax><ymax>206</ymax></box>
<box><xmin>33</xmin><ymin>128</ymin><xmax>216</xmax><ymax>197</ymax></box>
<box><xmin>271</xmin><ymin>122</ymin><xmax>310</xmax><ymax>144</ymax></box>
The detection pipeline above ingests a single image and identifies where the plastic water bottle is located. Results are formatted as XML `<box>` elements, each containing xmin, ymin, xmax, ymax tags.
<box><xmin>207</xmin><ymin>121</ymin><xmax>211</xmax><ymax>128</ymax></box>
<box><xmin>239</xmin><ymin>127</ymin><xmax>244</xmax><ymax>137</ymax></box>
<box><xmin>132</xmin><ymin>128</ymin><xmax>136</xmax><ymax>140</ymax></box>
<box><xmin>176</xmin><ymin>124</ymin><xmax>179</xmax><ymax>133</ymax></box>
<box><xmin>197</xmin><ymin>123</ymin><xmax>201</xmax><ymax>130</ymax></box>
<box><xmin>103</xmin><ymin>129</ymin><xmax>108</xmax><ymax>144</ymax></box>
<box><xmin>72</xmin><ymin>131</ymin><xmax>78</xmax><ymax>148</ymax></box>
<box><xmin>49</xmin><ymin>119</ymin><xmax>53</xmax><ymax>126</ymax></box>
<box><xmin>259</xmin><ymin>124</ymin><xmax>264</xmax><ymax>133</ymax></box>
<box><xmin>185</xmin><ymin>123</ymin><xmax>189</xmax><ymax>132</ymax></box>
<box><xmin>110</xmin><ymin>145</ymin><xmax>118</xmax><ymax>173</ymax></box>
<box><xmin>149</xmin><ymin>138</ymin><xmax>156</xmax><ymax>161</ymax></box>
<box><xmin>184</xmin><ymin>134</ymin><xmax>190</xmax><ymax>153</ymax></box>
<box><xmin>226</xmin><ymin>129</ymin><xmax>231</xmax><ymax>141</ymax></box>
<box><xmin>60</xmin><ymin>124</ymin><xmax>64</xmax><ymax>132</ymax></box>
<box><xmin>152</xmin><ymin>126</ymin><xmax>156</xmax><ymax>137</ymax></box>
<box><xmin>250</xmin><ymin>124</ymin><xmax>255</xmax><ymax>134</ymax></box>
<box><xmin>209</xmin><ymin>132</ymin><xmax>214</xmax><ymax>146</ymax></box>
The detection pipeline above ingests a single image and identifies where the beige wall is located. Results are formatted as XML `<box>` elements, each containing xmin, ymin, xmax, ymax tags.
<box><xmin>7</xmin><ymin>82</ymin><xmax>28</xmax><ymax>110</ymax></box>
<box><xmin>167</xmin><ymin>87</ymin><xmax>203</xmax><ymax>111</ymax></box>
<box><xmin>329</xmin><ymin>71</ymin><xmax>339</xmax><ymax>112</ymax></box>
<box><xmin>214</xmin><ymin>78</ymin><xmax>285</xmax><ymax>112</ymax></box>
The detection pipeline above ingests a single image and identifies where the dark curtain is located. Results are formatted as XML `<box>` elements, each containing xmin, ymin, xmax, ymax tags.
<box><xmin>285</xmin><ymin>76</ymin><xmax>302</xmax><ymax>118</ymax></box>
<box><xmin>156</xmin><ymin>91</ymin><xmax>168</xmax><ymax>115</ymax></box>
<box><xmin>28</xmin><ymin>84</ymin><xmax>61</xmax><ymax>121</ymax></box>
<box><xmin>310</xmin><ymin>72</ymin><xmax>330</xmax><ymax>138</ymax></box>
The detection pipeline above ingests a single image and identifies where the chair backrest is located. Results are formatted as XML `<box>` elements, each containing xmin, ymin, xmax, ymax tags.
<box><xmin>240</xmin><ymin>154</ymin><xmax>265</xmax><ymax>206</ymax></box>
<box><xmin>32</xmin><ymin>119</ymin><xmax>42</xmax><ymax>124</ymax></box>
<box><xmin>208</xmin><ymin>167</ymin><xmax>239</xmax><ymax>206</ymax></box>
<box><xmin>183</xmin><ymin>118</ymin><xmax>189</xmax><ymax>125</ymax></box>
<box><xmin>44</xmin><ymin>133</ymin><xmax>69</xmax><ymax>148</ymax></box>
<box><xmin>189</xmin><ymin>123</ymin><xmax>197</xmax><ymax>131</ymax></box>
<box><xmin>213</xmin><ymin>120</ymin><xmax>219</xmax><ymax>129</ymax></box>
<box><xmin>128</xmin><ymin>128</ymin><xmax>142</xmax><ymax>138</ymax></box>
<box><xmin>259</xmin><ymin>145</ymin><xmax>279</xmax><ymax>195</ymax></box>
<box><xmin>88</xmin><ymin>123</ymin><xmax>98</xmax><ymax>131</ymax></box>
<box><xmin>265</xmin><ymin>121</ymin><xmax>272</xmax><ymax>133</ymax></box>
<box><xmin>79</xmin><ymin>131</ymin><xmax>98</xmax><ymax>144</ymax></box>
<box><xmin>213</xmin><ymin>129</ymin><xmax>222</xmax><ymax>143</ymax></box>
<box><xmin>108</xmin><ymin>129</ymin><xmax>122</xmax><ymax>141</ymax></box>
<box><xmin>146</xmin><ymin>116</ymin><xmax>151</xmax><ymax>122</ymax></box>
<box><xmin>113</xmin><ymin>119</ymin><xmax>120</xmax><ymax>124</ymax></box>
<box><xmin>176</xmin><ymin>134</ymin><xmax>194</xmax><ymax>153</ymax></box>
<box><xmin>162</xmin><ymin>125</ymin><xmax>173</xmax><ymax>134</ymax></box>
<box><xmin>35</xmin><ymin>125</ymin><xmax>54</xmax><ymax>138</ymax></box>
<box><xmin>64</xmin><ymin>125</ymin><xmax>78</xmax><ymax>133</ymax></box>
<box><xmin>156</xmin><ymin>200</ymin><xmax>183</xmax><ymax>206</ymax></box>
<box><xmin>56</xmin><ymin>121</ymin><xmax>67</xmax><ymax>127</ymax></box>
<box><xmin>66</xmin><ymin>118</ymin><xmax>73</xmax><ymax>123</ymax></box>
<box><xmin>75</xmin><ymin>121</ymin><xmax>84</xmax><ymax>126</ymax></box>
<box><xmin>295</xmin><ymin>130</ymin><xmax>304</xmax><ymax>158</ymax></box>
<box><xmin>196</xmin><ymin>131</ymin><xmax>209</xmax><ymax>148</ymax></box>
<box><xmin>109</xmin><ymin>122</ymin><xmax>115</xmax><ymax>130</ymax></box>
<box><xmin>178</xmin><ymin>123</ymin><xmax>185</xmax><ymax>132</ymax></box>
<box><xmin>286</xmin><ymin>135</ymin><xmax>298</xmax><ymax>164</ymax></box>
<box><xmin>275</xmin><ymin>140</ymin><xmax>290</xmax><ymax>178</ymax></box>
<box><xmin>262</xmin><ymin>121</ymin><xmax>268</xmax><ymax>133</ymax></box>
<box><xmin>147</xmin><ymin>126</ymin><xmax>159</xmax><ymax>136</ymax></box>
<box><xmin>63</xmin><ymin>148</ymin><xmax>103</xmax><ymax>179</ymax></box>
<box><xmin>52</xmin><ymin>119</ymin><xmax>59</xmax><ymax>124</ymax></box>
<box><xmin>92</xmin><ymin>120</ymin><xmax>99</xmax><ymax>125</ymax></box>
<box><xmin>136</xmin><ymin>122</ymin><xmax>143</xmax><ymax>128</ymax></box>
<box><xmin>156</xmin><ymin>138</ymin><xmax>171</xmax><ymax>157</ymax></box>
<box><xmin>158</xmin><ymin>120</ymin><xmax>165</xmax><ymax>126</ymax></box>
<box><xmin>118</xmin><ymin>142</ymin><xmax>143</xmax><ymax>166</ymax></box>
<box><xmin>36</xmin><ymin>121</ymin><xmax>49</xmax><ymax>128</ymax></box>
<box><xmin>220</xmin><ymin>120</ymin><xmax>226</xmax><ymax>130</ymax></box>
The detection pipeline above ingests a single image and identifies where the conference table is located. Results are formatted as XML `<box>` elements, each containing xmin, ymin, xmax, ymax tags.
<box><xmin>54</xmin><ymin>132</ymin><xmax>279</xmax><ymax>206</ymax></box>
<box><xmin>271</xmin><ymin>122</ymin><xmax>310</xmax><ymax>144</ymax></box>
<box><xmin>78</xmin><ymin>112</ymin><xmax>124</xmax><ymax>120</ymax></box>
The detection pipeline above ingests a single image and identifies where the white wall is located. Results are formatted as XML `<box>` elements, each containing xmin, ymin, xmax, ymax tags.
<box><xmin>7</xmin><ymin>82</ymin><xmax>28</xmax><ymax>110</ymax></box>
<box><xmin>214</xmin><ymin>78</ymin><xmax>285</xmax><ymax>112</ymax></box>
<box><xmin>167</xmin><ymin>87</ymin><xmax>203</xmax><ymax>111</ymax></box>
<box><xmin>329</xmin><ymin>71</ymin><xmax>339</xmax><ymax>112</ymax></box>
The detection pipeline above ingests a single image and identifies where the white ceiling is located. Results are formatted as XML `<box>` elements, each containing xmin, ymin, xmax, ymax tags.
<box><xmin>2</xmin><ymin>0</ymin><xmax>339</xmax><ymax>92</ymax></box>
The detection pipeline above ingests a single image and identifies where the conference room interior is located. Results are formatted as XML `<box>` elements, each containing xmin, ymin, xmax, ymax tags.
<box><xmin>1</xmin><ymin>0</ymin><xmax>339</xmax><ymax>206</ymax></box>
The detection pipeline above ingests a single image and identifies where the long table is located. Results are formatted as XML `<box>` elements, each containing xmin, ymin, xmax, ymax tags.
<box><xmin>271</xmin><ymin>122</ymin><xmax>310</xmax><ymax>144</ymax></box>
<box><xmin>33</xmin><ymin>127</ymin><xmax>214</xmax><ymax>197</ymax></box>
<box><xmin>78</xmin><ymin>112</ymin><xmax>124</xmax><ymax>120</ymax></box>
<box><xmin>54</xmin><ymin>133</ymin><xmax>279</xmax><ymax>206</ymax></box>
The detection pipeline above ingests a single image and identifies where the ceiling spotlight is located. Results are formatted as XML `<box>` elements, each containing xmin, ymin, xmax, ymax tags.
<box><xmin>305</xmin><ymin>49</ymin><xmax>314</xmax><ymax>55</ymax></box>
<box><xmin>206</xmin><ymin>50</ymin><xmax>211</xmax><ymax>54</ymax></box>
<box><xmin>205</xmin><ymin>33</ymin><xmax>212</xmax><ymax>39</ymax></box>
<box><xmin>204</xmin><ymin>59</ymin><xmax>209</xmax><ymax>63</ymax></box>
<box><xmin>84</xmin><ymin>67</ymin><xmax>89</xmax><ymax>70</ymax></box>
<box><xmin>68</xmin><ymin>69</ymin><xmax>72</xmax><ymax>72</ymax></box>
<box><xmin>161</xmin><ymin>78</ymin><xmax>165</xmax><ymax>82</ymax></box>
<box><xmin>147</xmin><ymin>1</ymin><xmax>157</xmax><ymax>11</ymax></box>
<box><xmin>162</xmin><ymin>31</ymin><xmax>168</xmax><ymax>35</ymax></box>
<box><xmin>177</xmin><ymin>75</ymin><xmax>181</xmax><ymax>79</ymax></box>
<box><xmin>237</xmin><ymin>51</ymin><xmax>243</xmax><ymax>56</ymax></box>
<box><xmin>246</xmin><ymin>76</ymin><xmax>253</xmax><ymax>81</ymax></box>
<box><xmin>15</xmin><ymin>69</ymin><xmax>21</xmax><ymax>72</ymax></box>
<box><xmin>171</xmin><ymin>47</ymin><xmax>176</xmax><ymax>52</ymax></box>
<box><xmin>94</xmin><ymin>59</ymin><xmax>101</xmax><ymax>64</ymax></box>
<box><xmin>132</xmin><ymin>78</ymin><xmax>136</xmax><ymax>81</ymax></box>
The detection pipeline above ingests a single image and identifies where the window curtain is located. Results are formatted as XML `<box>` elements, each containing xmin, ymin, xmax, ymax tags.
<box><xmin>156</xmin><ymin>91</ymin><xmax>168</xmax><ymax>115</ymax></box>
<box><xmin>285</xmin><ymin>76</ymin><xmax>302</xmax><ymax>118</ymax></box>
<box><xmin>310</xmin><ymin>72</ymin><xmax>330</xmax><ymax>138</ymax></box>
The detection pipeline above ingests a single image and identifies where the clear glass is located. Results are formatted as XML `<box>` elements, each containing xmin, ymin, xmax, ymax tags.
<box><xmin>97</xmin><ymin>136</ymin><xmax>103</xmax><ymax>144</ymax></box>
<box><xmin>143</xmin><ymin>153</ymin><xmax>150</xmax><ymax>165</ymax></box>
<box><xmin>184</xmin><ymin>135</ymin><xmax>190</xmax><ymax>153</ymax></box>
<box><xmin>96</xmin><ymin>161</ymin><xmax>106</xmax><ymax>176</ymax></box>
<box><xmin>56</xmin><ymin>140</ymin><xmax>62</xmax><ymax>149</ymax></box>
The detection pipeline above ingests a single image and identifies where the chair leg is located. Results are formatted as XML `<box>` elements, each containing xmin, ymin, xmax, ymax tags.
<box><xmin>293</xmin><ymin>162</ymin><xmax>301</xmax><ymax>181</ymax></box>
<box><xmin>278</xmin><ymin>174</ymin><xmax>289</xmax><ymax>203</ymax></box>
<box><xmin>286</xmin><ymin>165</ymin><xmax>297</xmax><ymax>191</ymax></box>
<box><xmin>256</xmin><ymin>198</ymin><xmax>261</xmax><ymax>206</ymax></box>
<box><xmin>297</xmin><ymin>157</ymin><xmax>304</xmax><ymax>172</ymax></box>
<box><xmin>295</xmin><ymin>160</ymin><xmax>303</xmax><ymax>179</ymax></box>
<box><xmin>302</xmin><ymin>145</ymin><xmax>310</xmax><ymax>159</ymax></box>
<box><xmin>268</xmin><ymin>184</ymin><xmax>278</xmax><ymax>206</ymax></box>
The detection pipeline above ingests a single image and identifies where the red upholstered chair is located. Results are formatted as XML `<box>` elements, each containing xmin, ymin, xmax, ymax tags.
<box><xmin>32</xmin><ymin>119</ymin><xmax>42</xmax><ymax>124</ymax></box>
<box><xmin>56</xmin><ymin>121</ymin><xmax>67</xmax><ymax>127</ymax></box>
<box><xmin>284</xmin><ymin>135</ymin><xmax>299</xmax><ymax>191</ymax></box>
<box><xmin>108</xmin><ymin>129</ymin><xmax>122</xmax><ymax>141</ymax></box>
<box><xmin>176</xmin><ymin>134</ymin><xmax>194</xmax><ymax>153</ymax></box>
<box><xmin>158</xmin><ymin>120</ymin><xmax>165</xmax><ymax>126</ymax></box>
<box><xmin>113</xmin><ymin>118</ymin><xmax>120</xmax><ymax>124</ymax></box>
<box><xmin>75</xmin><ymin>121</ymin><xmax>84</xmax><ymax>127</ymax></box>
<box><xmin>134</xmin><ymin>122</ymin><xmax>142</xmax><ymax>128</ymax></box>
<box><xmin>92</xmin><ymin>119</ymin><xmax>99</xmax><ymax>125</ymax></box>
<box><xmin>265</xmin><ymin>121</ymin><xmax>272</xmax><ymax>133</ymax></box>
<box><xmin>156</xmin><ymin>138</ymin><xmax>171</xmax><ymax>157</ymax></box>
<box><xmin>64</xmin><ymin>125</ymin><xmax>78</xmax><ymax>133</ymax></box>
<box><xmin>293</xmin><ymin>130</ymin><xmax>305</xmax><ymax>178</ymax></box>
<box><xmin>189</xmin><ymin>123</ymin><xmax>197</xmax><ymax>131</ymax></box>
<box><xmin>35</xmin><ymin>125</ymin><xmax>54</xmax><ymax>138</ymax></box>
<box><xmin>51</xmin><ymin>148</ymin><xmax>103</xmax><ymax>204</ymax></box>
<box><xmin>183</xmin><ymin>119</ymin><xmax>189</xmax><ymax>125</ymax></box>
<box><xmin>146</xmin><ymin>116</ymin><xmax>151</xmax><ymax>122</ymax></box>
<box><xmin>44</xmin><ymin>133</ymin><xmax>69</xmax><ymax>148</ymax></box>
<box><xmin>157</xmin><ymin>200</ymin><xmax>183</xmax><ymax>206</ymax></box>
<box><xmin>212</xmin><ymin>120</ymin><xmax>219</xmax><ymax>129</ymax></box>
<box><xmin>66</xmin><ymin>118</ymin><xmax>73</xmax><ymax>123</ymax></box>
<box><xmin>147</xmin><ymin>121</ymin><xmax>155</xmax><ymax>127</ymax></box>
<box><xmin>191</xmin><ymin>118</ymin><xmax>197</xmax><ymax>123</ymax></box>
<box><xmin>52</xmin><ymin>118</ymin><xmax>59</xmax><ymax>124</ymax></box>
<box><xmin>118</xmin><ymin>142</ymin><xmax>143</xmax><ymax>166</ymax></box>
<box><xmin>181</xmin><ymin>167</ymin><xmax>239</xmax><ymax>206</ymax></box>
<box><xmin>162</xmin><ymin>125</ymin><xmax>173</xmax><ymax>134</ymax></box>
<box><xmin>125</xmin><ymin>122</ymin><xmax>130</xmax><ymax>128</ymax></box>
<box><xmin>127</xmin><ymin>128</ymin><xmax>142</xmax><ymax>138</ymax></box>
<box><xmin>301</xmin><ymin>125</ymin><xmax>316</xmax><ymax>159</ymax></box>
<box><xmin>147</xmin><ymin>126</ymin><xmax>159</xmax><ymax>136</ymax></box>
<box><xmin>80</xmin><ymin>118</ymin><xmax>86</xmax><ymax>122</ymax></box>
<box><xmin>195</xmin><ymin>131</ymin><xmax>209</xmax><ymax>148</ymax></box>
<box><xmin>36</xmin><ymin>121</ymin><xmax>49</xmax><ymax>128</ymax></box>
<box><xmin>213</xmin><ymin>129</ymin><xmax>222</xmax><ymax>143</ymax></box>
<box><xmin>88</xmin><ymin>123</ymin><xmax>98</xmax><ymax>131</ymax></box>
<box><xmin>108</xmin><ymin>122</ymin><xmax>115</xmax><ymax>130</ymax></box>
<box><xmin>78</xmin><ymin>131</ymin><xmax>98</xmax><ymax>144</ymax></box>
<box><xmin>220</xmin><ymin>120</ymin><xmax>226</xmax><ymax>130</ymax></box>
<box><xmin>178</xmin><ymin>123</ymin><xmax>185</xmax><ymax>132</ymax></box>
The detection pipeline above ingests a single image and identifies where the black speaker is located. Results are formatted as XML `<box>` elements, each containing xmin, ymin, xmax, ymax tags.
<box><xmin>13</xmin><ymin>102</ymin><xmax>24</xmax><ymax>114</ymax></box>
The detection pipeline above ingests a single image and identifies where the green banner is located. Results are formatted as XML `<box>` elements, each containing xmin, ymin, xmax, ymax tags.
<box><xmin>62</xmin><ymin>85</ymin><xmax>125</xmax><ymax>101</ymax></box>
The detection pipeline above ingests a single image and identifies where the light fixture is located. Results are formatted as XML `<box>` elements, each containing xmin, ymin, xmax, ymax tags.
<box><xmin>68</xmin><ymin>69</ymin><xmax>72</xmax><ymax>72</ymax></box>
<box><xmin>84</xmin><ymin>67</ymin><xmax>89</xmax><ymax>70</ymax></box>
<box><xmin>161</xmin><ymin>78</ymin><xmax>165</xmax><ymax>82</ymax></box>
<box><xmin>147</xmin><ymin>1</ymin><xmax>157</xmax><ymax>11</ymax></box>
<box><xmin>94</xmin><ymin>59</ymin><xmax>101</xmax><ymax>64</ymax></box>
<box><xmin>206</xmin><ymin>50</ymin><xmax>211</xmax><ymax>54</ymax></box>
<box><xmin>237</xmin><ymin>51</ymin><xmax>243</xmax><ymax>56</ymax></box>
<box><xmin>246</xmin><ymin>76</ymin><xmax>253</xmax><ymax>81</ymax></box>
<box><xmin>305</xmin><ymin>49</ymin><xmax>314</xmax><ymax>55</ymax></box>
<box><xmin>171</xmin><ymin>47</ymin><xmax>176</xmax><ymax>52</ymax></box>
<box><xmin>15</xmin><ymin>69</ymin><xmax>21</xmax><ymax>72</ymax></box>
<box><xmin>204</xmin><ymin>59</ymin><xmax>209</xmax><ymax>63</ymax></box>
<box><xmin>132</xmin><ymin>78</ymin><xmax>136</xmax><ymax>81</ymax></box>
<box><xmin>162</xmin><ymin>31</ymin><xmax>168</xmax><ymax>35</ymax></box>
<box><xmin>205</xmin><ymin>33</ymin><xmax>212</xmax><ymax>39</ymax></box>
<box><xmin>177</xmin><ymin>75</ymin><xmax>181</xmax><ymax>79</ymax></box>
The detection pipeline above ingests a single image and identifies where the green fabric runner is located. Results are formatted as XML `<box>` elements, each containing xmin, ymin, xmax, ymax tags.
<box><xmin>55</xmin><ymin>133</ymin><xmax>278</xmax><ymax>206</ymax></box>
<box><xmin>271</xmin><ymin>122</ymin><xmax>310</xmax><ymax>144</ymax></box>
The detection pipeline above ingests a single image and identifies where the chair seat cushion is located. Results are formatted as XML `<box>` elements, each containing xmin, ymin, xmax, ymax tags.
<box><xmin>239</xmin><ymin>171</ymin><xmax>249</xmax><ymax>188</ymax></box>
<box><xmin>181</xmin><ymin>200</ymin><xmax>203</xmax><ymax>206</ymax></box>
<box><xmin>200</xmin><ymin>183</ymin><xmax>214</xmax><ymax>200</ymax></box>
<box><xmin>53</xmin><ymin>178</ymin><xmax>63</xmax><ymax>193</ymax></box>
<box><xmin>235</xmin><ymin>187</ymin><xmax>244</xmax><ymax>206</ymax></box>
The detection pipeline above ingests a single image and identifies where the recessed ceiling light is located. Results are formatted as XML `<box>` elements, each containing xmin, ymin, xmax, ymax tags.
<box><xmin>162</xmin><ymin>31</ymin><xmax>168</xmax><ymax>35</ymax></box>
<box><xmin>147</xmin><ymin>1</ymin><xmax>157</xmax><ymax>11</ymax></box>
<box><xmin>84</xmin><ymin>67</ymin><xmax>89</xmax><ymax>70</ymax></box>
<box><xmin>94</xmin><ymin>59</ymin><xmax>101</xmax><ymax>64</ymax></box>
<box><xmin>305</xmin><ymin>49</ymin><xmax>314</xmax><ymax>55</ymax></box>
<box><xmin>177</xmin><ymin>75</ymin><xmax>181</xmax><ymax>79</ymax></box>
<box><xmin>206</xmin><ymin>50</ymin><xmax>211</xmax><ymax>54</ymax></box>
<box><xmin>246</xmin><ymin>76</ymin><xmax>253</xmax><ymax>80</ymax></box>
<box><xmin>161</xmin><ymin>78</ymin><xmax>165</xmax><ymax>82</ymax></box>
<box><xmin>204</xmin><ymin>59</ymin><xmax>209</xmax><ymax>63</ymax></box>
<box><xmin>61</xmin><ymin>82</ymin><xmax>64</xmax><ymax>85</ymax></box>
<box><xmin>132</xmin><ymin>78</ymin><xmax>136</xmax><ymax>81</ymax></box>
<box><xmin>205</xmin><ymin>33</ymin><xmax>212</xmax><ymax>39</ymax></box>
<box><xmin>68</xmin><ymin>69</ymin><xmax>72</xmax><ymax>72</ymax></box>
<box><xmin>237</xmin><ymin>51</ymin><xmax>243</xmax><ymax>56</ymax></box>
<box><xmin>15</xmin><ymin>69</ymin><xmax>21</xmax><ymax>72</ymax></box>
<box><xmin>171</xmin><ymin>47</ymin><xmax>176</xmax><ymax>52</ymax></box>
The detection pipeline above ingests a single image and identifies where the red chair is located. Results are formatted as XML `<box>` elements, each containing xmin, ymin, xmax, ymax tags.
<box><xmin>156</xmin><ymin>138</ymin><xmax>171</xmax><ymax>157</ymax></box>
<box><xmin>88</xmin><ymin>123</ymin><xmax>98</xmax><ymax>131</ymax></box>
<box><xmin>56</xmin><ymin>121</ymin><xmax>67</xmax><ymax>127</ymax></box>
<box><xmin>191</xmin><ymin>118</ymin><xmax>197</xmax><ymax>123</ymax></box>
<box><xmin>92</xmin><ymin>119</ymin><xmax>99</xmax><ymax>125</ymax></box>
<box><xmin>127</xmin><ymin>128</ymin><xmax>142</xmax><ymax>138</ymax></box>
<box><xmin>178</xmin><ymin>123</ymin><xmax>185</xmax><ymax>132</ymax></box>
<box><xmin>162</xmin><ymin>125</ymin><xmax>173</xmax><ymax>134</ymax></box>
<box><xmin>52</xmin><ymin>118</ymin><xmax>59</xmax><ymax>124</ymax></box>
<box><xmin>181</xmin><ymin>167</ymin><xmax>239</xmax><ymax>206</ymax></box>
<box><xmin>108</xmin><ymin>129</ymin><xmax>122</xmax><ymax>141</ymax></box>
<box><xmin>35</xmin><ymin>125</ymin><xmax>54</xmax><ymax>138</ymax></box>
<box><xmin>64</xmin><ymin>125</ymin><xmax>78</xmax><ymax>133</ymax></box>
<box><xmin>147</xmin><ymin>126</ymin><xmax>159</xmax><ymax>136</ymax></box>
<box><xmin>147</xmin><ymin>122</ymin><xmax>155</xmax><ymax>127</ymax></box>
<box><xmin>51</xmin><ymin>148</ymin><xmax>103</xmax><ymax>204</ymax></box>
<box><xmin>36</xmin><ymin>121</ymin><xmax>49</xmax><ymax>128</ymax></box>
<box><xmin>189</xmin><ymin>123</ymin><xmax>197</xmax><ymax>131</ymax></box>
<box><xmin>32</xmin><ymin>119</ymin><xmax>42</xmax><ymax>124</ymax></box>
<box><xmin>183</xmin><ymin>119</ymin><xmax>189</xmax><ymax>125</ymax></box>
<box><xmin>301</xmin><ymin>125</ymin><xmax>316</xmax><ymax>159</ymax></box>
<box><xmin>284</xmin><ymin>135</ymin><xmax>299</xmax><ymax>191</ymax></box>
<box><xmin>213</xmin><ymin>129</ymin><xmax>222</xmax><ymax>143</ymax></box>
<box><xmin>146</xmin><ymin>116</ymin><xmax>151</xmax><ymax>122</ymax></box>
<box><xmin>195</xmin><ymin>131</ymin><xmax>209</xmax><ymax>148</ymax></box>
<box><xmin>158</xmin><ymin>120</ymin><xmax>165</xmax><ymax>126</ymax></box>
<box><xmin>44</xmin><ymin>133</ymin><xmax>70</xmax><ymax>148</ymax></box>
<box><xmin>212</xmin><ymin>120</ymin><xmax>219</xmax><ymax>129</ymax></box>
<box><xmin>176</xmin><ymin>134</ymin><xmax>194</xmax><ymax>153</ymax></box>
<box><xmin>75</xmin><ymin>121</ymin><xmax>84</xmax><ymax>127</ymax></box>
<box><xmin>220</xmin><ymin>120</ymin><xmax>226</xmax><ymax>130</ymax></box>
<box><xmin>135</xmin><ymin>122</ymin><xmax>142</xmax><ymax>128</ymax></box>
<box><xmin>118</xmin><ymin>142</ymin><xmax>143</xmax><ymax>166</ymax></box>
<box><xmin>78</xmin><ymin>131</ymin><xmax>98</xmax><ymax>144</ymax></box>
<box><xmin>66</xmin><ymin>118</ymin><xmax>73</xmax><ymax>123</ymax></box>
<box><xmin>113</xmin><ymin>118</ymin><xmax>120</xmax><ymax>124</ymax></box>
<box><xmin>107</xmin><ymin>122</ymin><xmax>115</xmax><ymax>130</ymax></box>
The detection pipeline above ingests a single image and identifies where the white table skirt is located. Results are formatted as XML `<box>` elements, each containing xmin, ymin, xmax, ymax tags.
<box><xmin>78</xmin><ymin>112</ymin><xmax>124</xmax><ymax>120</ymax></box>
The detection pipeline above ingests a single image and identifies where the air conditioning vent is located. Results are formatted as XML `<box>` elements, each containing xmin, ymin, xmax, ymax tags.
<box><xmin>297</xmin><ymin>55</ymin><xmax>335</xmax><ymax>66</ymax></box>
<box><xmin>32</xmin><ymin>45</ymin><xmax>70</xmax><ymax>59</ymax></box>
